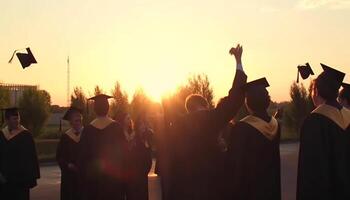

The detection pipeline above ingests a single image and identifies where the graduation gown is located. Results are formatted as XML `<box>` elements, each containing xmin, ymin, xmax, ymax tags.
<box><xmin>297</xmin><ymin>104</ymin><xmax>350</xmax><ymax>200</ymax></box>
<box><xmin>123</xmin><ymin>133</ymin><xmax>152</xmax><ymax>200</ymax></box>
<box><xmin>77</xmin><ymin>117</ymin><xmax>124</xmax><ymax>200</ymax></box>
<box><xmin>163</xmin><ymin>70</ymin><xmax>247</xmax><ymax>200</ymax></box>
<box><xmin>226</xmin><ymin>115</ymin><xmax>281</xmax><ymax>200</ymax></box>
<box><xmin>0</xmin><ymin>126</ymin><xmax>40</xmax><ymax>200</ymax></box>
<box><xmin>56</xmin><ymin>128</ymin><xmax>82</xmax><ymax>200</ymax></box>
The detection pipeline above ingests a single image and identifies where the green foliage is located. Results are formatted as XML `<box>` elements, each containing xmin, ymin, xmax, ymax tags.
<box><xmin>283</xmin><ymin>82</ymin><xmax>314</xmax><ymax>137</ymax></box>
<box><xmin>0</xmin><ymin>85</ymin><xmax>10</xmax><ymax>108</ymax></box>
<box><xmin>131</xmin><ymin>88</ymin><xmax>152</xmax><ymax>120</ymax></box>
<box><xmin>19</xmin><ymin>89</ymin><xmax>51</xmax><ymax>137</ymax></box>
<box><xmin>35</xmin><ymin>139</ymin><xmax>59</xmax><ymax>161</ymax></box>
<box><xmin>110</xmin><ymin>81</ymin><xmax>129</xmax><ymax>118</ymax></box>
<box><xmin>94</xmin><ymin>85</ymin><xmax>103</xmax><ymax>96</ymax></box>
<box><xmin>186</xmin><ymin>74</ymin><xmax>214</xmax><ymax>108</ymax></box>
<box><xmin>162</xmin><ymin>73</ymin><xmax>215</xmax><ymax>122</ymax></box>
<box><xmin>70</xmin><ymin>86</ymin><xmax>91</xmax><ymax>124</ymax></box>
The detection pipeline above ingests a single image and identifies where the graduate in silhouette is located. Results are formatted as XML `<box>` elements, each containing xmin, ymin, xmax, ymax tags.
<box><xmin>297</xmin><ymin>64</ymin><xmax>350</xmax><ymax>200</ymax></box>
<box><xmin>0</xmin><ymin>108</ymin><xmax>40</xmax><ymax>200</ymax></box>
<box><xmin>226</xmin><ymin>78</ymin><xmax>281</xmax><ymax>200</ymax></box>
<box><xmin>77</xmin><ymin>94</ymin><xmax>125</xmax><ymax>200</ymax></box>
<box><xmin>56</xmin><ymin>107</ymin><xmax>84</xmax><ymax>200</ymax></box>
<box><xmin>160</xmin><ymin>44</ymin><xmax>247</xmax><ymax>200</ymax></box>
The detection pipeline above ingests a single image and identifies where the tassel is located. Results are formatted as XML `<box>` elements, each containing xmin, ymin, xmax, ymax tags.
<box><xmin>297</xmin><ymin>68</ymin><xmax>300</xmax><ymax>83</ymax></box>
<box><xmin>8</xmin><ymin>50</ymin><xmax>18</xmax><ymax>63</ymax></box>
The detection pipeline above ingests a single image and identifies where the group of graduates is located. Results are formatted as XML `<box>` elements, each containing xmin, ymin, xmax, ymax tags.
<box><xmin>57</xmin><ymin>94</ymin><xmax>153</xmax><ymax>200</ymax></box>
<box><xmin>0</xmin><ymin>43</ymin><xmax>349</xmax><ymax>200</ymax></box>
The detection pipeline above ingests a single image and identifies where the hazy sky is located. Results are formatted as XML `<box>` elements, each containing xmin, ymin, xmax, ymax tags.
<box><xmin>1</xmin><ymin>0</ymin><xmax>349</xmax><ymax>106</ymax></box>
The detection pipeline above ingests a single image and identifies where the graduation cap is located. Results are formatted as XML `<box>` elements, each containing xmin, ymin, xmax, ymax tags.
<box><xmin>242</xmin><ymin>77</ymin><xmax>270</xmax><ymax>92</ymax></box>
<box><xmin>319</xmin><ymin>63</ymin><xmax>345</xmax><ymax>89</ymax></box>
<box><xmin>8</xmin><ymin>47</ymin><xmax>37</xmax><ymax>69</ymax></box>
<box><xmin>88</xmin><ymin>94</ymin><xmax>113</xmax><ymax>101</ymax></box>
<box><xmin>340</xmin><ymin>83</ymin><xmax>350</xmax><ymax>100</ymax></box>
<box><xmin>62</xmin><ymin>107</ymin><xmax>82</xmax><ymax>121</ymax></box>
<box><xmin>297</xmin><ymin>63</ymin><xmax>314</xmax><ymax>83</ymax></box>
<box><xmin>87</xmin><ymin>94</ymin><xmax>113</xmax><ymax>114</ymax></box>
<box><xmin>60</xmin><ymin>107</ymin><xmax>83</xmax><ymax>131</ymax></box>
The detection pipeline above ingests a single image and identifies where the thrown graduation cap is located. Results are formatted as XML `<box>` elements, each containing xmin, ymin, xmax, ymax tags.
<box><xmin>62</xmin><ymin>107</ymin><xmax>82</xmax><ymax>121</ymax></box>
<box><xmin>320</xmin><ymin>63</ymin><xmax>345</xmax><ymax>89</ymax></box>
<box><xmin>297</xmin><ymin>63</ymin><xmax>314</xmax><ymax>83</ymax></box>
<box><xmin>242</xmin><ymin>77</ymin><xmax>270</xmax><ymax>91</ymax></box>
<box><xmin>8</xmin><ymin>47</ymin><xmax>37</xmax><ymax>69</ymax></box>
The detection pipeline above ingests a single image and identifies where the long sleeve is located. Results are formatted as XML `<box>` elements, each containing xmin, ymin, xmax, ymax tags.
<box><xmin>210</xmin><ymin>69</ymin><xmax>247</xmax><ymax>132</ymax></box>
<box><xmin>56</xmin><ymin>136</ymin><xmax>69</xmax><ymax>172</ymax></box>
<box><xmin>23</xmin><ymin>133</ymin><xmax>40</xmax><ymax>188</ymax></box>
<box><xmin>297</xmin><ymin>116</ymin><xmax>331</xmax><ymax>200</ymax></box>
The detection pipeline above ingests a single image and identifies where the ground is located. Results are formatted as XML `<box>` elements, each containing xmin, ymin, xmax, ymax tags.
<box><xmin>31</xmin><ymin>142</ymin><xmax>299</xmax><ymax>200</ymax></box>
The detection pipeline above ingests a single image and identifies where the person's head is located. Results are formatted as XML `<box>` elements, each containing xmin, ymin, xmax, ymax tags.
<box><xmin>4</xmin><ymin>108</ymin><xmax>20</xmax><ymax>130</ymax></box>
<box><xmin>135</xmin><ymin>115</ymin><xmax>148</xmax><ymax>133</ymax></box>
<box><xmin>312</xmin><ymin>64</ymin><xmax>345</xmax><ymax>105</ymax></box>
<box><xmin>243</xmin><ymin>78</ymin><xmax>271</xmax><ymax>114</ymax></box>
<box><xmin>185</xmin><ymin>94</ymin><xmax>209</xmax><ymax>113</ymax></box>
<box><xmin>309</xmin><ymin>79</ymin><xmax>325</xmax><ymax>107</ymax></box>
<box><xmin>89</xmin><ymin>94</ymin><xmax>112</xmax><ymax>117</ymax></box>
<box><xmin>114</xmin><ymin>111</ymin><xmax>133</xmax><ymax>132</ymax></box>
<box><xmin>63</xmin><ymin>107</ymin><xmax>83</xmax><ymax>131</ymax></box>
<box><xmin>338</xmin><ymin>83</ymin><xmax>350</xmax><ymax>108</ymax></box>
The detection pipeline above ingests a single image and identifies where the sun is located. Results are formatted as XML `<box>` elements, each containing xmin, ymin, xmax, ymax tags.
<box><xmin>137</xmin><ymin>67</ymin><xmax>185</xmax><ymax>103</ymax></box>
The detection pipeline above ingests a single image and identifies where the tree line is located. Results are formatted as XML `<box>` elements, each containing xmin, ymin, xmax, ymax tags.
<box><xmin>0</xmin><ymin>76</ymin><xmax>313</xmax><ymax>139</ymax></box>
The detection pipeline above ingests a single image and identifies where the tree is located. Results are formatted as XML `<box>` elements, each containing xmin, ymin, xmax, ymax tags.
<box><xmin>0</xmin><ymin>85</ymin><xmax>10</xmax><ymax>109</ymax></box>
<box><xmin>70</xmin><ymin>87</ymin><xmax>91</xmax><ymax>124</ymax></box>
<box><xmin>186</xmin><ymin>74</ymin><xmax>214</xmax><ymax>108</ymax></box>
<box><xmin>19</xmin><ymin>89</ymin><xmax>51</xmax><ymax>137</ymax></box>
<box><xmin>130</xmin><ymin>88</ymin><xmax>151</xmax><ymax>120</ymax></box>
<box><xmin>110</xmin><ymin>81</ymin><xmax>129</xmax><ymax>118</ymax></box>
<box><xmin>162</xmin><ymin>73</ymin><xmax>215</xmax><ymax>118</ymax></box>
<box><xmin>284</xmin><ymin>82</ymin><xmax>314</xmax><ymax>137</ymax></box>
<box><xmin>94</xmin><ymin>85</ymin><xmax>103</xmax><ymax>96</ymax></box>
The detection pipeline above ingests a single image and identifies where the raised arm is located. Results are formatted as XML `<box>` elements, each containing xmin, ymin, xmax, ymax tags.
<box><xmin>210</xmin><ymin>44</ymin><xmax>247</xmax><ymax>131</ymax></box>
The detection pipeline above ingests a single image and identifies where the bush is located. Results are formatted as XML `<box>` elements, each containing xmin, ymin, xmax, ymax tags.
<box><xmin>35</xmin><ymin>139</ymin><xmax>59</xmax><ymax>162</ymax></box>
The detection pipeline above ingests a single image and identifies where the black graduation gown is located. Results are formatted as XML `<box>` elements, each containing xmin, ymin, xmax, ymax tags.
<box><xmin>77</xmin><ymin>121</ymin><xmax>124</xmax><ymax>200</ymax></box>
<box><xmin>226</xmin><ymin>116</ymin><xmax>281</xmax><ymax>200</ymax></box>
<box><xmin>56</xmin><ymin>131</ymin><xmax>81</xmax><ymax>200</ymax></box>
<box><xmin>0</xmin><ymin>128</ymin><xmax>40</xmax><ymax>200</ymax></box>
<box><xmin>297</xmin><ymin>105</ymin><xmax>350</xmax><ymax>200</ymax></box>
<box><xmin>163</xmin><ymin>70</ymin><xmax>247</xmax><ymax>200</ymax></box>
<box><xmin>123</xmin><ymin>135</ymin><xmax>152</xmax><ymax>200</ymax></box>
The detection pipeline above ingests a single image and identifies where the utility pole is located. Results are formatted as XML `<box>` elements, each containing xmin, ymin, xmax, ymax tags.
<box><xmin>67</xmin><ymin>56</ymin><xmax>70</xmax><ymax>107</ymax></box>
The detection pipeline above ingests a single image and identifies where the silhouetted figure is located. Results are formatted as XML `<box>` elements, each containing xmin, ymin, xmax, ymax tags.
<box><xmin>160</xmin><ymin>44</ymin><xmax>247</xmax><ymax>200</ymax></box>
<box><xmin>297</xmin><ymin>64</ymin><xmax>350</xmax><ymax>200</ymax></box>
<box><xmin>56</xmin><ymin>107</ymin><xmax>84</xmax><ymax>200</ymax></box>
<box><xmin>226</xmin><ymin>78</ymin><xmax>281</xmax><ymax>200</ymax></box>
<box><xmin>77</xmin><ymin>94</ymin><xmax>124</xmax><ymax>200</ymax></box>
<box><xmin>338</xmin><ymin>83</ymin><xmax>350</xmax><ymax>109</ymax></box>
<box><xmin>0</xmin><ymin>107</ymin><xmax>40</xmax><ymax>200</ymax></box>
<box><xmin>115</xmin><ymin>112</ymin><xmax>152</xmax><ymax>200</ymax></box>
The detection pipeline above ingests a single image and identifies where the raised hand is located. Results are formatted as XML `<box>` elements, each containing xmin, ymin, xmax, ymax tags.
<box><xmin>229</xmin><ymin>44</ymin><xmax>243</xmax><ymax>64</ymax></box>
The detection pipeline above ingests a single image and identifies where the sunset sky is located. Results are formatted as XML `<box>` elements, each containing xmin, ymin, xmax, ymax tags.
<box><xmin>0</xmin><ymin>0</ymin><xmax>349</xmax><ymax>106</ymax></box>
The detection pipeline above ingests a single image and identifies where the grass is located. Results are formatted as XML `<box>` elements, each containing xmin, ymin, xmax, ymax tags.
<box><xmin>35</xmin><ymin>139</ymin><xmax>59</xmax><ymax>162</ymax></box>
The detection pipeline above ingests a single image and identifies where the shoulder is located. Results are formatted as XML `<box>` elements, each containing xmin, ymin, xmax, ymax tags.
<box><xmin>303</xmin><ymin>113</ymin><xmax>330</xmax><ymax>128</ymax></box>
<box><xmin>229</xmin><ymin>121</ymin><xmax>253</xmax><ymax>138</ymax></box>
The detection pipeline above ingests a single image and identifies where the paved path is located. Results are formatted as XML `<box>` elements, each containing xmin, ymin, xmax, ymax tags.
<box><xmin>31</xmin><ymin>143</ymin><xmax>299</xmax><ymax>200</ymax></box>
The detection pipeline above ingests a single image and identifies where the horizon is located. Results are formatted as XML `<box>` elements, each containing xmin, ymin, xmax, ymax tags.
<box><xmin>1</xmin><ymin>0</ymin><xmax>349</xmax><ymax>106</ymax></box>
